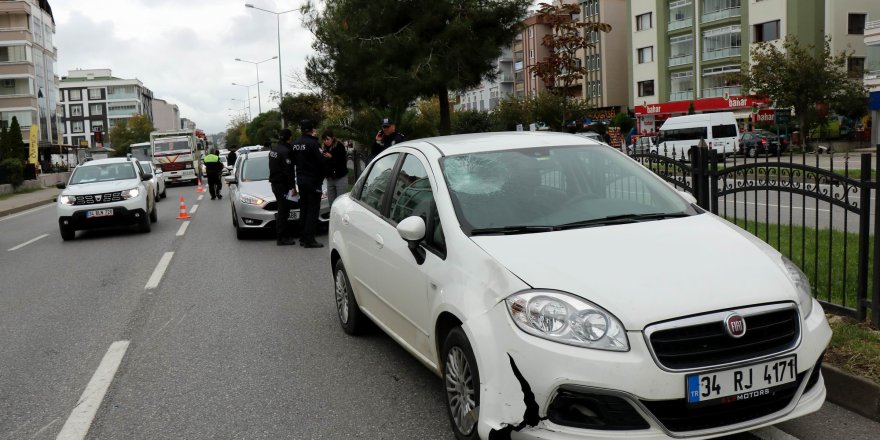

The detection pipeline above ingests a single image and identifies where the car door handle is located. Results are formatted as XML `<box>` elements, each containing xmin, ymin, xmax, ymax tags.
<box><xmin>342</xmin><ymin>214</ymin><xmax>350</xmax><ymax>225</ymax></box>
<box><xmin>374</xmin><ymin>234</ymin><xmax>384</xmax><ymax>249</ymax></box>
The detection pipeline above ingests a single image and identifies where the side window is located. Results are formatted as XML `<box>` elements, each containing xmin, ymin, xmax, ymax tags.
<box><xmin>358</xmin><ymin>153</ymin><xmax>400</xmax><ymax>213</ymax></box>
<box><xmin>389</xmin><ymin>154</ymin><xmax>433</xmax><ymax>224</ymax></box>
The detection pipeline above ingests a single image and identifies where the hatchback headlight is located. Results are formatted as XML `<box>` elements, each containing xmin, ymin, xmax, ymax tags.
<box><xmin>59</xmin><ymin>195</ymin><xmax>76</xmax><ymax>205</ymax></box>
<box><xmin>782</xmin><ymin>257</ymin><xmax>814</xmax><ymax>319</ymax></box>
<box><xmin>240</xmin><ymin>193</ymin><xmax>265</xmax><ymax>205</ymax></box>
<box><xmin>506</xmin><ymin>290</ymin><xmax>629</xmax><ymax>351</ymax></box>
<box><xmin>120</xmin><ymin>188</ymin><xmax>140</xmax><ymax>199</ymax></box>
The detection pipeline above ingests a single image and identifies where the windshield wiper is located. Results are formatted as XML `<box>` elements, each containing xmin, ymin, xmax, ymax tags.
<box><xmin>558</xmin><ymin>212</ymin><xmax>690</xmax><ymax>229</ymax></box>
<box><xmin>470</xmin><ymin>225</ymin><xmax>558</xmax><ymax>236</ymax></box>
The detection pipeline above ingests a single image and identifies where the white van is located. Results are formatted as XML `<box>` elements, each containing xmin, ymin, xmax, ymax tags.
<box><xmin>656</xmin><ymin>112</ymin><xmax>739</xmax><ymax>159</ymax></box>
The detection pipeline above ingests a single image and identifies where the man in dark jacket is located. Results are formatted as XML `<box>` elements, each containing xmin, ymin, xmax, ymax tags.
<box><xmin>292</xmin><ymin>119</ymin><xmax>325</xmax><ymax>248</ymax></box>
<box><xmin>226</xmin><ymin>146</ymin><xmax>238</xmax><ymax>171</ymax></box>
<box><xmin>321</xmin><ymin>129</ymin><xmax>348</xmax><ymax>206</ymax></box>
<box><xmin>268</xmin><ymin>129</ymin><xmax>297</xmax><ymax>246</ymax></box>
<box><xmin>372</xmin><ymin>117</ymin><xmax>405</xmax><ymax>158</ymax></box>
<box><xmin>203</xmin><ymin>149</ymin><xmax>224</xmax><ymax>200</ymax></box>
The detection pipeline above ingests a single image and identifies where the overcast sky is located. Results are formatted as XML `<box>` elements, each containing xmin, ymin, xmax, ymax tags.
<box><xmin>54</xmin><ymin>0</ymin><xmax>315</xmax><ymax>135</ymax></box>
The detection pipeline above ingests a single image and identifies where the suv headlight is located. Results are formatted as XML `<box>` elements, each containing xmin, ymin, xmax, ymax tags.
<box><xmin>240</xmin><ymin>193</ymin><xmax>265</xmax><ymax>205</ymax></box>
<box><xmin>782</xmin><ymin>257</ymin><xmax>814</xmax><ymax>319</ymax></box>
<box><xmin>506</xmin><ymin>290</ymin><xmax>629</xmax><ymax>351</ymax></box>
<box><xmin>120</xmin><ymin>188</ymin><xmax>140</xmax><ymax>199</ymax></box>
<box><xmin>59</xmin><ymin>195</ymin><xmax>76</xmax><ymax>205</ymax></box>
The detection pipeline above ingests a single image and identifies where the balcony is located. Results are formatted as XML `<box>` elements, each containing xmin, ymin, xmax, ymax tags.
<box><xmin>866</xmin><ymin>19</ymin><xmax>880</xmax><ymax>30</ymax></box>
<box><xmin>703</xmin><ymin>47</ymin><xmax>741</xmax><ymax>61</ymax></box>
<box><xmin>499</xmin><ymin>72</ymin><xmax>514</xmax><ymax>82</ymax></box>
<box><xmin>669</xmin><ymin>54</ymin><xmax>694</xmax><ymax>67</ymax></box>
<box><xmin>669</xmin><ymin>18</ymin><xmax>693</xmax><ymax>31</ymax></box>
<box><xmin>669</xmin><ymin>91</ymin><xmax>694</xmax><ymax>101</ymax></box>
<box><xmin>499</xmin><ymin>49</ymin><xmax>513</xmax><ymax>62</ymax></box>
<box><xmin>107</xmin><ymin>91</ymin><xmax>138</xmax><ymax>100</ymax></box>
<box><xmin>702</xmin><ymin>86</ymin><xmax>741</xmax><ymax>98</ymax></box>
<box><xmin>701</xmin><ymin>7</ymin><xmax>741</xmax><ymax>24</ymax></box>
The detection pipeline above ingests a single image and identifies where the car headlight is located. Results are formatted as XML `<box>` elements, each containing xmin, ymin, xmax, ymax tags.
<box><xmin>240</xmin><ymin>193</ymin><xmax>265</xmax><ymax>205</ymax></box>
<box><xmin>120</xmin><ymin>188</ymin><xmax>140</xmax><ymax>199</ymax></box>
<box><xmin>782</xmin><ymin>257</ymin><xmax>813</xmax><ymax>319</ymax></box>
<box><xmin>59</xmin><ymin>194</ymin><xmax>76</xmax><ymax>205</ymax></box>
<box><xmin>505</xmin><ymin>290</ymin><xmax>629</xmax><ymax>351</ymax></box>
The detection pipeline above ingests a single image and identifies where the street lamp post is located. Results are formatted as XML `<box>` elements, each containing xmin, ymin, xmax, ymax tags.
<box><xmin>235</xmin><ymin>56</ymin><xmax>277</xmax><ymax>114</ymax></box>
<box><xmin>245</xmin><ymin>3</ymin><xmax>298</xmax><ymax>127</ymax></box>
<box><xmin>231</xmin><ymin>82</ymin><xmax>261</xmax><ymax>120</ymax></box>
<box><xmin>231</xmin><ymin>97</ymin><xmax>254</xmax><ymax>122</ymax></box>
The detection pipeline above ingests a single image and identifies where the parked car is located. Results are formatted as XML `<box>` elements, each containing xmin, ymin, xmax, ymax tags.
<box><xmin>657</xmin><ymin>112</ymin><xmax>739</xmax><ymax>158</ymax></box>
<box><xmin>573</xmin><ymin>131</ymin><xmax>606</xmax><ymax>144</ymax></box>
<box><xmin>740</xmin><ymin>131</ymin><xmax>783</xmax><ymax>157</ymax></box>
<box><xmin>329</xmin><ymin>132</ymin><xmax>830</xmax><ymax>440</ymax></box>
<box><xmin>627</xmin><ymin>135</ymin><xmax>657</xmax><ymax>155</ymax></box>
<box><xmin>225</xmin><ymin>151</ymin><xmax>329</xmax><ymax>239</ymax></box>
<box><xmin>139</xmin><ymin>160</ymin><xmax>167</xmax><ymax>200</ymax></box>
<box><xmin>56</xmin><ymin>157</ymin><xmax>157</xmax><ymax>240</ymax></box>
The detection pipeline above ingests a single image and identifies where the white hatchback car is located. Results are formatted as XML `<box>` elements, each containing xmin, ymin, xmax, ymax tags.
<box><xmin>328</xmin><ymin>132</ymin><xmax>830</xmax><ymax>440</ymax></box>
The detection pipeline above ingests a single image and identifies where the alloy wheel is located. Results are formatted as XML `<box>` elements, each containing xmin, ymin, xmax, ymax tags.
<box><xmin>445</xmin><ymin>346</ymin><xmax>477</xmax><ymax>435</ymax></box>
<box><xmin>335</xmin><ymin>269</ymin><xmax>350</xmax><ymax>324</ymax></box>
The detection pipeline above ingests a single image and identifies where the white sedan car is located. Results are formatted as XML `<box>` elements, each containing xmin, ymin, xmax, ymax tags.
<box><xmin>328</xmin><ymin>132</ymin><xmax>830</xmax><ymax>440</ymax></box>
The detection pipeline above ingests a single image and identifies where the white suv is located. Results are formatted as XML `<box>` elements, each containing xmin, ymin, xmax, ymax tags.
<box><xmin>56</xmin><ymin>157</ymin><xmax>157</xmax><ymax>241</ymax></box>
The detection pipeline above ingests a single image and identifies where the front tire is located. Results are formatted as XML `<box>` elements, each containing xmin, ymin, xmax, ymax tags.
<box><xmin>60</xmin><ymin>225</ymin><xmax>75</xmax><ymax>241</ymax></box>
<box><xmin>149</xmin><ymin>202</ymin><xmax>158</xmax><ymax>223</ymax></box>
<box><xmin>334</xmin><ymin>260</ymin><xmax>366</xmax><ymax>335</ymax></box>
<box><xmin>442</xmin><ymin>327</ymin><xmax>480</xmax><ymax>440</ymax></box>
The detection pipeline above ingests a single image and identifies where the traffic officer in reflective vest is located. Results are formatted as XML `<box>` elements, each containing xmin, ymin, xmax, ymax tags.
<box><xmin>268</xmin><ymin>128</ymin><xmax>297</xmax><ymax>246</ymax></box>
<box><xmin>203</xmin><ymin>149</ymin><xmax>224</xmax><ymax>200</ymax></box>
<box><xmin>292</xmin><ymin>119</ymin><xmax>325</xmax><ymax>248</ymax></box>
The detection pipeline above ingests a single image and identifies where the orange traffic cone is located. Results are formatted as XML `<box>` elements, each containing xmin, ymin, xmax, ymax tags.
<box><xmin>197</xmin><ymin>179</ymin><xmax>205</xmax><ymax>194</ymax></box>
<box><xmin>177</xmin><ymin>196</ymin><xmax>191</xmax><ymax>219</ymax></box>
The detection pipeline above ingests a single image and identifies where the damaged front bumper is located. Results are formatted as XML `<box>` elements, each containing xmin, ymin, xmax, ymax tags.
<box><xmin>466</xmin><ymin>301</ymin><xmax>831</xmax><ymax>440</ymax></box>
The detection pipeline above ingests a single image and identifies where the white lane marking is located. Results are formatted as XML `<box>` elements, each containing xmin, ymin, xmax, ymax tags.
<box><xmin>197</xmin><ymin>195</ymin><xmax>204</xmax><ymax>201</ymax></box>
<box><xmin>7</xmin><ymin>233</ymin><xmax>48</xmax><ymax>251</ymax></box>
<box><xmin>0</xmin><ymin>203</ymin><xmax>51</xmax><ymax>221</ymax></box>
<box><xmin>144</xmin><ymin>252</ymin><xmax>174</xmax><ymax>290</ymax></box>
<box><xmin>176</xmin><ymin>221</ymin><xmax>190</xmax><ymax>237</ymax></box>
<box><xmin>56</xmin><ymin>340</ymin><xmax>130</xmax><ymax>440</ymax></box>
<box><xmin>751</xmin><ymin>426</ymin><xmax>800</xmax><ymax>440</ymax></box>
<box><xmin>189</xmin><ymin>204</ymin><xmax>198</xmax><ymax>214</ymax></box>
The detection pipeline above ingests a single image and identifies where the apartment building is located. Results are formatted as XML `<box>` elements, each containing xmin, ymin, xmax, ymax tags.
<box><xmin>152</xmin><ymin>98</ymin><xmax>180</xmax><ymax>131</ymax></box>
<box><xmin>456</xmin><ymin>46</ymin><xmax>515</xmax><ymax>113</ymax></box>
<box><xmin>0</xmin><ymin>0</ymin><xmax>61</xmax><ymax>161</ymax></box>
<box><xmin>579</xmin><ymin>0</ymin><xmax>630</xmax><ymax>111</ymax></box>
<box><xmin>59</xmin><ymin>69</ymin><xmax>154</xmax><ymax>148</ymax></box>
<box><xmin>865</xmin><ymin>18</ymin><xmax>879</xmax><ymax>147</ymax></box>
<box><xmin>825</xmin><ymin>0</ymin><xmax>880</xmax><ymax>78</ymax></box>
<box><xmin>514</xmin><ymin>12</ymin><xmax>556</xmax><ymax>97</ymax></box>
<box><xmin>628</xmin><ymin>0</ymin><xmax>824</xmax><ymax>134</ymax></box>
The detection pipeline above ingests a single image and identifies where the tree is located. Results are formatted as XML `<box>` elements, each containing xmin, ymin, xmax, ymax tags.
<box><xmin>0</xmin><ymin>125</ymin><xmax>9</xmax><ymax>161</ymax></box>
<box><xmin>246</xmin><ymin>111</ymin><xmax>282</xmax><ymax>147</ymax></box>
<box><xmin>491</xmin><ymin>96</ymin><xmax>532</xmax><ymax>131</ymax></box>
<box><xmin>7</xmin><ymin>117</ymin><xmax>25</xmax><ymax>161</ymax></box>
<box><xmin>734</xmin><ymin>35</ymin><xmax>865</xmax><ymax>147</ymax></box>
<box><xmin>108</xmin><ymin>114</ymin><xmax>153</xmax><ymax>157</ymax></box>
<box><xmin>226</xmin><ymin>116</ymin><xmax>248</xmax><ymax>147</ymax></box>
<box><xmin>611</xmin><ymin>112</ymin><xmax>633</xmax><ymax>136</ymax></box>
<box><xmin>453</xmin><ymin>110</ymin><xmax>493</xmax><ymax>134</ymax></box>
<box><xmin>687</xmin><ymin>101</ymin><xmax>696</xmax><ymax>115</ymax></box>
<box><xmin>127</xmin><ymin>114</ymin><xmax>154</xmax><ymax>144</ymax></box>
<box><xmin>279</xmin><ymin>93</ymin><xmax>325</xmax><ymax>128</ymax></box>
<box><xmin>304</xmin><ymin>0</ymin><xmax>530</xmax><ymax>135</ymax></box>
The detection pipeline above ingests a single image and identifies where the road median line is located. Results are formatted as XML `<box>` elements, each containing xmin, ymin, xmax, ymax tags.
<box><xmin>145</xmin><ymin>252</ymin><xmax>174</xmax><ymax>290</ymax></box>
<box><xmin>8</xmin><ymin>233</ymin><xmax>48</xmax><ymax>251</ymax></box>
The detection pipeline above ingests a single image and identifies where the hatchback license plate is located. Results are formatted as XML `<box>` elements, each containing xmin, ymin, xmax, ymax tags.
<box><xmin>686</xmin><ymin>356</ymin><xmax>797</xmax><ymax>406</ymax></box>
<box><xmin>86</xmin><ymin>209</ymin><xmax>114</xmax><ymax>218</ymax></box>
<box><xmin>289</xmin><ymin>211</ymin><xmax>300</xmax><ymax>220</ymax></box>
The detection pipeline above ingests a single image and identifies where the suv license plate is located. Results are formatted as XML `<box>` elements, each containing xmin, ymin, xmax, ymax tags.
<box><xmin>289</xmin><ymin>211</ymin><xmax>300</xmax><ymax>220</ymax></box>
<box><xmin>686</xmin><ymin>355</ymin><xmax>797</xmax><ymax>406</ymax></box>
<box><xmin>86</xmin><ymin>209</ymin><xmax>114</xmax><ymax>218</ymax></box>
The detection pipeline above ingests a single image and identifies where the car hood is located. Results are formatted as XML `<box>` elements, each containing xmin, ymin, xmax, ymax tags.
<box><xmin>237</xmin><ymin>180</ymin><xmax>275</xmax><ymax>201</ymax></box>
<box><xmin>64</xmin><ymin>179</ymin><xmax>142</xmax><ymax>195</ymax></box>
<box><xmin>470</xmin><ymin>214</ymin><xmax>798</xmax><ymax>330</ymax></box>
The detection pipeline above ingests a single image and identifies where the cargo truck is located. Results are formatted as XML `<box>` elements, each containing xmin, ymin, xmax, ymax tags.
<box><xmin>150</xmin><ymin>129</ymin><xmax>202</xmax><ymax>185</ymax></box>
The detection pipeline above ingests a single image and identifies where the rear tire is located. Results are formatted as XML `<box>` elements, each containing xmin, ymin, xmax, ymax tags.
<box><xmin>442</xmin><ymin>327</ymin><xmax>480</xmax><ymax>440</ymax></box>
<box><xmin>161</xmin><ymin>187</ymin><xmax>167</xmax><ymax>199</ymax></box>
<box><xmin>60</xmin><ymin>225</ymin><xmax>75</xmax><ymax>241</ymax></box>
<box><xmin>334</xmin><ymin>260</ymin><xmax>366</xmax><ymax>335</ymax></box>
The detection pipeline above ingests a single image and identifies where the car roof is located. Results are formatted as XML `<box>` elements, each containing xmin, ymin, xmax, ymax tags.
<box><xmin>414</xmin><ymin>132</ymin><xmax>605</xmax><ymax>156</ymax></box>
<box><xmin>242</xmin><ymin>151</ymin><xmax>269</xmax><ymax>158</ymax></box>
<box><xmin>80</xmin><ymin>157</ymin><xmax>136</xmax><ymax>167</ymax></box>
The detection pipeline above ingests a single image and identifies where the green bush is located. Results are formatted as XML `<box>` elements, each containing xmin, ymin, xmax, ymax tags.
<box><xmin>452</xmin><ymin>110</ymin><xmax>492</xmax><ymax>134</ymax></box>
<box><xmin>0</xmin><ymin>158</ymin><xmax>24</xmax><ymax>186</ymax></box>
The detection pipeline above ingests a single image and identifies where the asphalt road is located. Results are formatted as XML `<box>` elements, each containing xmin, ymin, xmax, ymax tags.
<box><xmin>1</xmin><ymin>184</ymin><xmax>879</xmax><ymax>439</ymax></box>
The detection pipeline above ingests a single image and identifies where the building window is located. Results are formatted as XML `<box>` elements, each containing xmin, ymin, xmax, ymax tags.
<box><xmin>636</xmin><ymin>12</ymin><xmax>653</xmax><ymax>31</ymax></box>
<box><xmin>670</xmin><ymin>71</ymin><xmax>695</xmax><ymax>100</ymax></box>
<box><xmin>91</xmin><ymin>121</ymin><xmax>104</xmax><ymax>132</ymax></box>
<box><xmin>72</xmin><ymin>121</ymin><xmax>84</xmax><ymax>133</ymax></box>
<box><xmin>0</xmin><ymin>45</ymin><xmax>29</xmax><ymax>63</ymax></box>
<box><xmin>848</xmin><ymin>13</ymin><xmax>866</xmax><ymax>35</ymax></box>
<box><xmin>753</xmin><ymin>20</ymin><xmax>780</xmax><ymax>43</ymax></box>
<box><xmin>669</xmin><ymin>0</ymin><xmax>693</xmax><ymax>25</ymax></box>
<box><xmin>701</xmin><ymin>0</ymin><xmax>741</xmax><ymax>20</ymax></box>
<box><xmin>638</xmin><ymin>46</ymin><xmax>654</xmax><ymax>64</ymax></box>
<box><xmin>70</xmin><ymin>105</ymin><xmax>83</xmax><ymax>117</ymax></box>
<box><xmin>529</xmin><ymin>48</ymin><xmax>535</xmax><ymax>61</ymax></box>
<box><xmin>88</xmin><ymin>88</ymin><xmax>102</xmax><ymax>99</ymax></box>
<box><xmin>638</xmin><ymin>80</ymin><xmax>655</xmax><ymax>97</ymax></box>
<box><xmin>703</xmin><ymin>25</ymin><xmax>741</xmax><ymax>60</ymax></box>
<box><xmin>847</xmin><ymin>57</ymin><xmax>865</xmax><ymax>78</ymax></box>
<box><xmin>528</xmin><ymin>27</ymin><xmax>533</xmax><ymax>38</ymax></box>
<box><xmin>669</xmin><ymin>34</ymin><xmax>694</xmax><ymax>66</ymax></box>
<box><xmin>69</xmin><ymin>89</ymin><xmax>81</xmax><ymax>101</ymax></box>
<box><xmin>90</xmin><ymin>104</ymin><xmax>103</xmax><ymax>115</ymax></box>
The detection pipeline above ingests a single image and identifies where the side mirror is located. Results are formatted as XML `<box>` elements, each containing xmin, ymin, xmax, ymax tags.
<box><xmin>56</xmin><ymin>182</ymin><xmax>66</xmax><ymax>189</ymax></box>
<box><xmin>224</xmin><ymin>175</ymin><xmax>237</xmax><ymax>184</ymax></box>
<box><xmin>397</xmin><ymin>216</ymin><xmax>427</xmax><ymax>265</ymax></box>
<box><xmin>142</xmin><ymin>173</ymin><xmax>153</xmax><ymax>181</ymax></box>
<box><xmin>678</xmin><ymin>190</ymin><xmax>697</xmax><ymax>205</ymax></box>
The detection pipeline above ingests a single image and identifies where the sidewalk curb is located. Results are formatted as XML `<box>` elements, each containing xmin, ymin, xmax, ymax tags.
<box><xmin>0</xmin><ymin>197</ymin><xmax>55</xmax><ymax>219</ymax></box>
<box><xmin>823</xmin><ymin>364</ymin><xmax>880</xmax><ymax>422</ymax></box>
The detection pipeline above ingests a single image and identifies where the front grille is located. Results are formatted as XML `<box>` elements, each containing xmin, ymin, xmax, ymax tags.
<box><xmin>263</xmin><ymin>200</ymin><xmax>299</xmax><ymax>211</ymax></box>
<box><xmin>160</xmin><ymin>162</ymin><xmax>187</xmax><ymax>171</ymax></box>
<box><xmin>73</xmin><ymin>191</ymin><xmax>123</xmax><ymax>206</ymax></box>
<box><xmin>640</xmin><ymin>372</ymin><xmax>804</xmax><ymax>432</ymax></box>
<box><xmin>648</xmin><ymin>307</ymin><xmax>799</xmax><ymax>370</ymax></box>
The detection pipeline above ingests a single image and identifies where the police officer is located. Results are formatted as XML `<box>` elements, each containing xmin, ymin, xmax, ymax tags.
<box><xmin>292</xmin><ymin>119</ymin><xmax>325</xmax><ymax>248</ymax></box>
<box><xmin>372</xmin><ymin>117</ymin><xmax>405</xmax><ymax>158</ymax></box>
<box><xmin>268</xmin><ymin>129</ymin><xmax>297</xmax><ymax>246</ymax></box>
<box><xmin>203</xmin><ymin>149</ymin><xmax>224</xmax><ymax>200</ymax></box>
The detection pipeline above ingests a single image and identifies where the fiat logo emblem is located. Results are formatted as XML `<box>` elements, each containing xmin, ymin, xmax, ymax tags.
<box><xmin>724</xmin><ymin>313</ymin><xmax>747</xmax><ymax>338</ymax></box>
